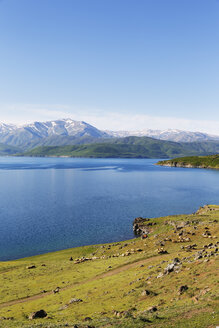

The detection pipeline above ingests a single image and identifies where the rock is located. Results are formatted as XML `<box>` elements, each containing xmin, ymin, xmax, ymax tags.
<box><xmin>179</xmin><ymin>285</ymin><xmax>188</xmax><ymax>294</ymax></box>
<box><xmin>164</xmin><ymin>263</ymin><xmax>175</xmax><ymax>274</ymax></box>
<box><xmin>194</xmin><ymin>252</ymin><xmax>203</xmax><ymax>260</ymax></box>
<box><xmin>113</xmin><ymin>310</ymin><xmax>132</xmax><ymax>318</ymax></box>
<box><xmin>157</xmin><ymin>272</ymin><xmax>164</xmax><ymax>278</ymax></box>
<box><xmin>113</xmin><ymin>310</ymin><xmax>123</xmax><ymax>318</ymax></box>
<box><xmin>53</xmin><ymin>287</ymin><xmax>60</xmax><ymax>294</ymax></box>
<box><xmin>69</xmin><ymin>298</ymin><xmax>83</xmax><ymax>304</ymax></box>
<box><xmin>173</xmin><ymin>258</ymin><xmax>181</xmax><ymax>264</ymax></box>
<box><xmin>29</xmin><ymin>310</ymin><xmax>47</xmax><ymax>319</ymax></box>
<box><xmin>157</xmin><ymin>248</ymin><xmax>168</xmax><ymax>254</ymax></box>
<box><xmin>26</xmin><ymin>265</ymin><xmax>36</xmax><ymax>269</ymax></box>
<box><xmin>84</xmin><ymin>317</ymin><xmax>92</xmax><ymax>321</ymax></box>
<box><xmin>59</xmin><ymin>305</ymin><xmax>68</xmax><ymax>310</ymax></box>
<box><xmin>147</xmin><ymin>306</ymin><xmax>157</xmax><ymax>312</ymax></box>
<box><xmin>133</xmin><ymin>217</ymin><xmax>150</xmax><ymax>235</ymax></box>
<box><xmin>141</xmin><ymin>289</ymin><xmax>151</xmax><ymax>296</ymax></box>
<box><xmin>202</xmin><ymin>231</ymin><xmax>211</xmax><ymax>237</ymax></box>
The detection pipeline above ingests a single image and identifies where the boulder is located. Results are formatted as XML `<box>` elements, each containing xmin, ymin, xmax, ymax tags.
<box><xmin>26</xmin><ymin>265</ymin><xmax>36</xmax><ymax>269</ymax></box>
<box><xmin>29</xmin><ymin>310</ymin><xmax>47</xmax><ymax>320</ymax></box>
<box><xmin>147</xmin><ymin>306</ymin><xmax>157</xmax><ymax>312</ymax></box>
<box><xmin>53</xmin><ymin>287</ymin><xmax>60</xmax><ymax>294</ymax></box>
<box><xmin>141</xmin><ymin>289</ymin><xmax>151</xmax><ymax>296</ymax></box>
<box><xmin>179</xmin><ymin>285</ymin><xmax>188</xmax><ymax>294</ymax></box>
<box><xmin>164</xmin><ymin>263</ymin><xmax>175</xmax><ymax>274</ymax></box>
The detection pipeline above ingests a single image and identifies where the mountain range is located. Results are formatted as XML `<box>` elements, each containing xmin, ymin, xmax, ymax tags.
<box><xmin>0</xmin><ymin>118</ymin><xmax>219</xmax><ymax>152</ymax></box>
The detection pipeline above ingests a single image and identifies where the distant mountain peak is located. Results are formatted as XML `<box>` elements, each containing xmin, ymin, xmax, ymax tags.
<box><xmin>0</xmin><ymin>118</ymin><xmax>218</xmax><ymax>150</ymax></box>
<box><xmin>106</xmin><ymin>128</ymin><xmax>219</xmax><ymax>142</ymax></box>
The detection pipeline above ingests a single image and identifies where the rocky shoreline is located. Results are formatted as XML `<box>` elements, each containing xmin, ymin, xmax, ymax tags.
<box><xmin>157</xmin><ymin>161</ymin><xmax>219</xmax><ymax>169</ymax></box>
<box><xmin>133</xmin><ymin>217</ymin><xmax>157</xmax><ymax>237</ymax></box>
<box><xmin>157</xmin><ymin>162</ymin><xmax>210</xmax><ymax>169</ymax></box>
<box><xmin>156</xmin><ymin>154</ymin><xmax>219</xmax><ymax>169</ymax></box>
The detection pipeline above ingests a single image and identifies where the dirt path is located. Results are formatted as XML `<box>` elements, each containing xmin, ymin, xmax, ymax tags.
<box><xmin>0</xmin><ymin>255</ymin><xmax>164</xmax><ymax>309</ymax></box>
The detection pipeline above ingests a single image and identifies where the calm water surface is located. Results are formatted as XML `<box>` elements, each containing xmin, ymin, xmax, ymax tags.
<box><xmin>0</xmin><ymin>157</ymin><xmax>218</xmax><ymax>260</ymax></box>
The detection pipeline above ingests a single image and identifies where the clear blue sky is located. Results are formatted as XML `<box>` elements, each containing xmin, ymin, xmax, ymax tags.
<box><xmin>0</xmin><ymin>0</ymin><xmax>218</xmax><ymax>133</ymax></box>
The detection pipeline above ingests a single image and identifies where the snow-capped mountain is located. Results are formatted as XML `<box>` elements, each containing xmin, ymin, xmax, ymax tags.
<box><xmin>22</xmin><ymin>119</ymin><xmax>109</xmax><ymax>138</ymax></box>
<box><xmin>0</xmin><ymin>118</ymin><xmax>219</xmax><ymax>150</ymax></box>
<box><xmin>0</xmin><ymin>122</ymin><xmax>17</xmax><ymax>135</ymax></box>
<box><xmin>0</xmin><ymin>119</ymin><xmax>109</xmax><ymax>149</ymax></box>
<box><xmin>106</xmin><ymin>129</ymin><xmax>219</xmax><ymax>142</ymax></box>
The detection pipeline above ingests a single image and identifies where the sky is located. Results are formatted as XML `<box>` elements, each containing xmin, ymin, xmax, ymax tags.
<box><xmin>0</xmin><ymin>0</ymin><xmax>219</xmax><ymax>133</ymax></box>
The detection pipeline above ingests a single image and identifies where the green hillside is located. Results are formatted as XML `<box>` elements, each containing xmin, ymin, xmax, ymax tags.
<box><xmin>157</xmin><ymin>154</ymin><xmax>219</xmax><ymax>169</ymax></box>
<box><xmin>0</xmin><ymin>143</ymin><xmax>21</xmax><ymax>155</ymax></box>
<box><xmin>21</xmin><ymin>137</ymin><xmax>219</xmax><ymax>158</ymax></box>
<box><xmin>0</xmin><ymin>205</ymin><xmax>218</xmax><ymax>327</ymax></box>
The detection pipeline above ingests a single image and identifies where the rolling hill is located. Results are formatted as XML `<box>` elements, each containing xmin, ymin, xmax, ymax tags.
<box><xmin>21</xmin><ymin>137</ymin><xmax>219</xmax><ymax>158</ymax></box>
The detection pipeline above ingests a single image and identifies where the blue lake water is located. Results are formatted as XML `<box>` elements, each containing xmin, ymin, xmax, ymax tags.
<box><xmin>0</xmin><ymin>157</ymin><xmax>218</xmax><ymax>261</ymax></box>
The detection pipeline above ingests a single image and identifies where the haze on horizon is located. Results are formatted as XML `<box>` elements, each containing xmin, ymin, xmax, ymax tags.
<box><xmin>0</xmin><ymin>0</ymin><xmax>218</xmax><ymax>134</ymax></box>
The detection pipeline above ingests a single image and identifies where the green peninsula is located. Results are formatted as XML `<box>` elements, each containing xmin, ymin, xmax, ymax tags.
<box><xmin>157</xmin><ymin>154</ymin><xmax>219</xmax><ymax>169</ymax></box>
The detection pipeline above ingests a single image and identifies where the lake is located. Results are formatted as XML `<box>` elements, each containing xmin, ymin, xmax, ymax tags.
<box><xmin>0</xmin><ymin>157</ymin><xmax>218</xmax><ymax>261</ymax></box>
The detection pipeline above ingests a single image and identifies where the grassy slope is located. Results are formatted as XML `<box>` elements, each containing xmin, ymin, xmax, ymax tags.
<box><xmin>157</xmin><ymin>154</ymin><xmax>219</xmax><ymax>169</ymax></box>
<box><xmin>0</xmin><ymin>205</ymin><xmax>218</xmax><ymax>327</ymax></box>
<box><xmin>21</xmin><ymin>137</ymin><xmax>219</xmax><ymax>158</ymax></box>
<box><xmin>0</xmin><ymin>143</ymin><xmax>21</xmax><ymax>155</ymax></box>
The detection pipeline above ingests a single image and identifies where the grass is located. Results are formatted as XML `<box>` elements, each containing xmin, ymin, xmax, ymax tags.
<box><xmin>0</xmin><ymin>205</ymin><xmax>218</xmax><ymax>327</ymax></box>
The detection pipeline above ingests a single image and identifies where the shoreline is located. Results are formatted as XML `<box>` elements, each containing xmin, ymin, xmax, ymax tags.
<box><xmin>157</xmin><ymin>162</ymin><xmax>219</xmax><ymax>170</ymax></box>
<box><xmin>157</xmin><ymin>154</ymin><xmax>219</xmax><ymax>170</ymax></box>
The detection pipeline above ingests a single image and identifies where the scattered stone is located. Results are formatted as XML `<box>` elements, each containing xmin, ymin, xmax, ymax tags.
<box><xmin>202</xmin><ymin>231</ymin><xmax>211</xmax><ymax>237</ymax></box>
<box><xmin>26</xmin><ymin>265</ymin><xmax>36</xmax><ymax>269</ymax></box>
<box><xmin>147</xmin><ymin>306</ymin><xmax>157</xmax><ymax>312</ymax></box>
<box><xmin>179</xmin><ymin>285</ymin><xmax>188</xmax><ymax>294</ymax></box>
<box><xmin>84</xmin><ymin>317</ymin><xmax>92</xmax><ymax>321</ymax></box>
<box><xmin>69</xmin><ymin>298</ymin><xmax>83</xmax><ymax>304</ymax></box>
<box><xmin>141</xmin><ymin>289</ymin><xmax>156</xmax><ymax>296</ymax></box>
<box><xmin>59</xmin><ymin>305</ymin><xmax>68</xmax><ymax>310</ymax></box>
<box><xmin>157</xmin><ymin>248</ymin><xmax>168</xmax><ymax>254</ymax></box>
<box><xmin>0</xmin><ymin>317</ymin><xmax>14</xmax><ymax>320</ymax></box>
<box><xmin>74</xmin><ymin>257</ymin><xmax>91</xmax><ymax>264</ymax></box>
<box><xmin>157</xmin><ymin>272</ymin><xmax>163</xmax><ymax>278</ymax></box>
<box><xmin>173</xmin><ymin>258</ymin><xmax>181</xmax><ymax>264</ymax></box>
<box><xmin>29</xmin><ymin>310</ymin><xmax>47</xmax><ymax>320</ymax></box>
<box><xmin>164</xmin><ymin>263</ymin><xmax>175</xmax><ymax>273</ymax></box>
<box><xmin>53</xmin><ymin>287</ymin><xmax>60</xmax><ymax>294</ymax></box>
<box><xmin>113</xmin><ymin>310</ymin><xmax>132</xmax><ymax>318</ymax></box>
